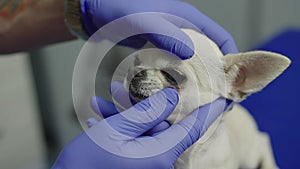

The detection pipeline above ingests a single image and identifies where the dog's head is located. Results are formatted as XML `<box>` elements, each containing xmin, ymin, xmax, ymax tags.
<box><xmin>124</xmin><ymin>29</ymin><xmax>291</xmax><ymax>123</ymax></box>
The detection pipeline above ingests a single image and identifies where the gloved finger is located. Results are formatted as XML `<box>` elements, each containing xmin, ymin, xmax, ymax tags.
<box><xmin>171</xmin><ymin>2</ymin><xmax>238</xmax><ymax>54</ymax></box>
<box><xmin>110</xmin><ymin>81</ymin><xmax>135</xmax><ymax>109</ymax></box>
<box><xmin>144</xmin><ymin>121</ymin><xmax>170</xmax><ymax>136</ymax></box>
<box><xmin>86</xmin><ymin>117</ymin><xmax>99</xmax><ymax>128</ymax></box>
<box><xmin>154</xmin><ymin>98</ymin><xmax>228</xmax><ymax>154</ymax></box>
<box><xmin>106</xmin><ymin>88</ymin><xmax>178</xmax><ymax>138</ymax></box>
<box><xmin>117</xmin><ymin>35</ymin><xmax>148</xmax><ymax>49</ymax></box>
<box><xmin>90</xmin><ymin>96</ymin><xmax>119</xmax><ymax>118</ymax></box>
<box><xmin>201</xmin><ymin>23</ymin><xmax>238</xmax><ymax>54</ymax></box>
<box><xmin>129</xmin><ymin>15</ymin><xmax>194</xmax><ymax>60</ymax></box>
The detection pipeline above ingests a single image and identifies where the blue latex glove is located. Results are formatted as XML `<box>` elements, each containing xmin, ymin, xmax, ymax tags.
<box><xmin>80</xmin><ymin>0</ymin><xmax>238</xmax><ymax>59</ymax></box>
<box><xmin>88</xmin><ymin>82</ymin><xmax>175</xmax><ymax>134</ymax></box>
<box><xmin>52</xmin><ymin>88</ymin><xmax>228</xmax><ymax>169</ymax></box>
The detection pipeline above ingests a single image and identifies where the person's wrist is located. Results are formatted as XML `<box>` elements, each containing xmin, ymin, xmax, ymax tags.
<box><xmin>64</xmin><ymin>0</ymin><xmax>90</xmax><ymax>39</ymax></box>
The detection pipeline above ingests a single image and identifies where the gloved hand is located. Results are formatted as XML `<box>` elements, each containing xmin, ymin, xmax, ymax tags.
<box><xmin>80</xmin><ymin>0</ymin><xmax>238</xmax><ymax>59</ymax></box>
<box><xmin>52</xmin><ymin>88</ymin><xmax>228</xmax><ymax>169</ymax></box>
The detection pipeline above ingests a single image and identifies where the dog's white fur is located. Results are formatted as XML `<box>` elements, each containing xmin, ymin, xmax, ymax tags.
<box><xmin>124</xmin><ymin>29</ymin><xmax>291</xmax><ymax>169</ymax></box>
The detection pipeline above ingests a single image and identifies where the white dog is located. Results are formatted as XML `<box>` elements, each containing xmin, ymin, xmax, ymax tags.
<box><xmin>122</xmin><ymin>29</ymin><xmax>290</xmax><ymax>169</ymax></box>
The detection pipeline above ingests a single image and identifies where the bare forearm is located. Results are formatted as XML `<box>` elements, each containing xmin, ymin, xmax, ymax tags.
<box><xmin>0</xmin><ymin>0</ymin><xmax>76</xmax><ymax>54</ymax></box>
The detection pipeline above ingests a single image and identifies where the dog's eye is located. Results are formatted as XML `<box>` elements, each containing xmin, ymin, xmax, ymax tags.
<box><xmin>160</xmin><ymin>68</ymin><xmax>187</xmax><ymax>85</ymax></box>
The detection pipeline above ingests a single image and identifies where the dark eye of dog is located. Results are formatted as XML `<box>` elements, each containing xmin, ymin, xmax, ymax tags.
<box><xmin>160</xmin><ymin>68</ymin><xmax>187</xmax><ymax>86</ymax></box>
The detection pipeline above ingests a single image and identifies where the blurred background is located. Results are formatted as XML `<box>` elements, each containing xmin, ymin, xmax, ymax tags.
<box><xmin>0</xmin><ymin>0</ymin><xmax>299</xmax><ymax>168</ymax></box>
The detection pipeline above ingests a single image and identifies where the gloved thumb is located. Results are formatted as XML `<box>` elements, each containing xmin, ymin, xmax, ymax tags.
<box><xmin>105</xmin><ymin>88</ymin><xmax>179</xmax><ymax>138</ymax></box>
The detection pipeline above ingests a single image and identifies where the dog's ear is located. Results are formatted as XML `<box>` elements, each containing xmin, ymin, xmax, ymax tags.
<box><xmin>222</xmin><ymin>51</ymin><xmax>291</xmax><ymax>102</ymax></box>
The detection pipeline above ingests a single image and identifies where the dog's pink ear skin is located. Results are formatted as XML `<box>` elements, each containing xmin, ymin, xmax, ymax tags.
<box><xmin>222</xmin><ymin>51</ymin><xmax>291</xmax><ymax>102</ymax></box>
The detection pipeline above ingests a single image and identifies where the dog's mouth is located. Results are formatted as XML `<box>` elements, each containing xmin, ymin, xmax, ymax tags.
<box><xmin>129</xmin><ymin>80</ymin><xmax>163</xmax><ymax>102</ymax></box>
<box><xmin>128</xmin><ymin>68</ymin><xmax>187</xmax><ymax>102</ymax></box>
<box><xmin>128</xmin><ymin>72</ymin><xmax>165</xmax><ymax>102</ymax></box>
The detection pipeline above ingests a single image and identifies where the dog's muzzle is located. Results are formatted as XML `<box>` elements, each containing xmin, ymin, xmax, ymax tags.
<box><xmin>127</xmin><ymin>67</ymin><xmax>187</xmax><ymax>102</ymax></box>
<box><xmin>128</xmin><ymin>69</ymin><xmax>164</xmax><ymax>102</ymax></box>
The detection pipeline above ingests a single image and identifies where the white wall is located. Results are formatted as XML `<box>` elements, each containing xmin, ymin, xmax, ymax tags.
<box><xmin>0</xmin><ymin>53</ymin><xmax>47</xmax><ymax>169</ymax></box>
<box><xmin>260</xmin><ymin>0</ymin><xmax>300</xmax><ymax>43</ymax></box>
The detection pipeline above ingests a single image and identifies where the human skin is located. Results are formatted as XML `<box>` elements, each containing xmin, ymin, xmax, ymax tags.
<box><xmin>0</xmin><ymin>0</ymin><xmax>75</xmax><ymax>54</ymax></box>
